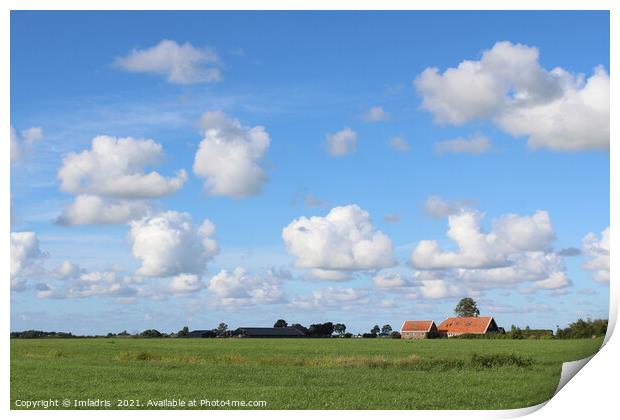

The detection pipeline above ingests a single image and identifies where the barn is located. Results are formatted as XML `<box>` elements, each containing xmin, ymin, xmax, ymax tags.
<box><xmin>437</xmin><ymin>316</ymin><xmax>500</xmax><ymax>337</ymax></box>
<box><xmin>400</xmin><ymin>320</ymin><xmax>438</xmax><ymax>339</ymax></box>
<box><xmin>186</xmin><ymin>330</ymin><xmax>216</xmax><ymax>338</ymax></box>
<box><xmin>234</xmin><ymin>327</ymin><xmax>305</xmax><ymax>338</ymax></box>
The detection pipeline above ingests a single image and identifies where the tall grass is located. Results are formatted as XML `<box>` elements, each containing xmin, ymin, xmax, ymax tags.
<box><xmin>11</xmin><ymin>338</ymin><xmax>603</xmax><ymax>410</ymax></box>
<box><xmin>471</xmin><ymin>353</ymin><xmax>534</xmax><ymax>368</ymax></box>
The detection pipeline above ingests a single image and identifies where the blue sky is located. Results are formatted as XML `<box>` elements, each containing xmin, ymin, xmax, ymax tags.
<box><xmin>10</xmin><ymin>11</ymin><xmax>609</xmax><ymax>335</ymax></box>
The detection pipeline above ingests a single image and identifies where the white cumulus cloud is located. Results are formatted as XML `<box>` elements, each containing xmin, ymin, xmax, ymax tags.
<box><xmin>411</xmin><ymin>209</ymin><xmax>555</xmax><ymax>270</ymax></box>
<box><xmin>208</xmin><ymin>267</ymin><xmax>285</xmax><ymax>306</ymax></box>
<box><xmin>57</xmin><ymin>136</ymin><xmax>185</xmax><ymax>225</ymax></box>
<box><xmin>193</xmin><ymin>111</ymin><xmax>270</xmax><ymax>197</ymax></box>
<box><xmin>388</xmin><ymin>136</ymin><xmax>411</xmax><ymax>153</ymax></box>
<box><xmin>423</xmin><ymin>195</ymin><xmax>477</xmax><ymax>219</ymax></box>
<box><xmin>325</xmin><ymin>128</ymin><xmax>357</xmax><ymax>156</ymax></box>
<box><xmin>56</xmin><ymin>260</ymin><xmax>81</xmax><ymax>279</ymax></box>
<box><xmin>457</xmin><ymin>251</ymin><xmax>571</xmax><ymax>291</ymax></box>
<box><xmin>498</xmin><ymin>66</ymin><xmax>609</xmax><ymax>151</ymax></box>
<box><xmin>418</xmin><ymin>279</ymin><xmax>463</xmax><ymax>300</ymax></box>
<box><xmin>373</xmin><ymin>271</ymin><xmax>408</xmax><ymax>288</ymax></box>
<box><xmin>582</xmin><ymin>227</ymin><xmax>610</xmax><ymax>283</ymax></box>
<box><xmin>10</xmin><ymin>232</ymin><xmax>46</xmax><ymax>290</ymax></box>
<box><xmin>58</xmin><ymin>136</ymin><xmax>186</xmax><ymax>199</ymax></box>
<box><xmin>435</xmin><ymin>134</ymin><xmax>491</xmax><ymax>155</ymax></box>
<box><xmin>11</xmin><ymin>126</ymin><xmax>43</xmax><ymax>163</ymax></box>
<box><xmin>414</xmin><ymin>41</ymin><xmax>609</xmax><ymax>151</ymax></box>
<box><xmin>129</xmin><ymin>211</ymin><xmax>219</xmax><ymax>278</ymax></box>
<box><xmin>57</xmin><ymin>195</ymin><xmax>152</xmax><ymax>226</ymax></box>
<box><xmin>290</xmin><ymin>286</ymin><xmax>371</xmax><ymax>310</ymax></box>
<box><xmin>362</xmin><ymin>106</ymin><xmax>389</xmax><ymax>123</ymax></box>
<box><xmin>407</xmin><ymin>208</ymin><xmax>571</xmax><ymax>293</ymax></box>
<box><xmin>169</xmin><ymin>274</ymin><xmax>205</xmax><ymax>295</ymax></box>
<box><xmin>282</xmin><ymin>204</ymin><xmax>395</xmax><ymax>280</ymax></box>
<box><xmin>38</xmin><ymin>270</ymin><xmax>139</xmax><ymax>299</ymax></box>
<box><xmin>115</xmin><ymin>39</ymin><xmax>221</xmax><ymax>84</ymax></box>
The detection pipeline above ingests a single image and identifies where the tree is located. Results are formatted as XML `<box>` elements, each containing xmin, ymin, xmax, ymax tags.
<box><xmin>274</xmin><ymin>319</ymin><xmax>288</xmax><ymax>328</ymax></box>
<box><xmin>510</xmin><ymin>326</ymin><xmax>524</xmax><ymax>339</ymax></box>
<box><xmin>557</xmin><ymin>318</ymin><xmax>608</xmax><ymax>339</ymax></box>
<box><xmin>308</xmin><ymin>322</ymin><xmax>334</xmax><ymax>337</ymax></box>
<box><xmin>381</xmin><ymin>324</ymin><xmax>393</xmax><ymax>336</ymax></box>
<box><xmin>454</xmin><ymin>297</ymin><xmax>480</xmax><ymax>317</ymax></box>
<box><xmin>216</xmin><ymin>323</ymin><xmax>228</xmax><ymax>337</ymax></box>
<box><xmin>139</xmin><ymin>329</ymin><xmax>162</xmax><ymax>338</ymax></box>
<box><xmin>177</xmin><ymin>326</ymin><xmax>189</xmax><ymax>337</ymax></box>
<box><xmin>333</xmin><ymin>323</ymin><xmax>347</xmax><ymax>336</ymax></box>
<box><xmin>371</xmin><ymin>325</ymin><xmax>380</xmax><ymax>335</ymax></box>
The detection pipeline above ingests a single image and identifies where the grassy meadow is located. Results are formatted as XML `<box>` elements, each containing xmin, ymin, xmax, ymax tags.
<box><xmin>10</xmin><ymin>337</ymin><xmax>603</xmax><ymax>410</ymax></box>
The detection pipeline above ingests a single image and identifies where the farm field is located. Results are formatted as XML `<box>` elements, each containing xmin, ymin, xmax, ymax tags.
<box><xmin>10</xmin><ymin>337</ymin><xmax>603</xmax><ymax>410</ymax></box>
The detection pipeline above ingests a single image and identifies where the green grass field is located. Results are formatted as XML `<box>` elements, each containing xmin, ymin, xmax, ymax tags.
<box><xmin>10</xmin><ymin>337</ymin><xmax>603</xmax><ymax>410</ymax></box>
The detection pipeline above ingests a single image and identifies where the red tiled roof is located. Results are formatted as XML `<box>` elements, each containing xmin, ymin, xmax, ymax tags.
<box><xmin>437</xmin><ymin>316</ymin><xmax>494</xmax><ymax>334</ymax></box>
<box><xmin>401</xmin><ymin>320</ymin><xmax>435</xmax><ymax>332</ymax></box>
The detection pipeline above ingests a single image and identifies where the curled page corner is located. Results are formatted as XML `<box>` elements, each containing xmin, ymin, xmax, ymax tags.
<box><xmin>505</xmin><ymin>354</ymin><xmax>599</xmax><ymax>418</ymax></box>
<box><xmin>501</xmin><ymin>401</ymin><xmax>548</xmax><ymax>418</ymax></box>
<box><xmin>554</xmin><ymin>354</ymin><xmax>596</xmax><ymax>396</ymax></box>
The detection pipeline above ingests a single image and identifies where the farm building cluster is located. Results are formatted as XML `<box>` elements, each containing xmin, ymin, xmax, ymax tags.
<box><xmin>183</xmin><ymin>316</ymin><xmax>502</xmax><ymax>339</ymax></box>
<box><xmin>186</xmin><ymin>327</ymin><xmax>306</xmax><ymax>338</ymax></box>
<box><xmin>400</xmin><ymin>316</ymin><xmax>501</xmax><ymax>339</ymax></box>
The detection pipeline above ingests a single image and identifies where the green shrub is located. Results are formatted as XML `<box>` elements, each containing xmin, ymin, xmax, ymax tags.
<box><xmin>471</xmin><ymin>353</ymin><xmax>533</xmax><ymax>369</ymax></box>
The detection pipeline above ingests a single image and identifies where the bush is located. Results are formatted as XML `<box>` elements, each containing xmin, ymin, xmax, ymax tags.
<box><xmin>470</xmin><ymin>353</ymin><xmax>533</xmax><ymax>369</ymax></box>
<box><xmin>391</xmin><ymin>331</ymin><xmax>402</xmax><ymax>339</ymax></box>
<box><xmin>10</xmin><ymin>330</ymin><xmax>74</xmax><ymax>339</ymax></box>
<box><xmin>139</xmin><ymin>329</ymin><xmax>163</xmax><ymax>338</ymax></box>
<box><xmin>362</xmin><ymin>333</ymin><xmax>377</xmax><ymax>338</ymax></box>
<box><xmin>556</xmin><ymin>319</ymin><xmax>607</xmax><ymax>339</ymax></box>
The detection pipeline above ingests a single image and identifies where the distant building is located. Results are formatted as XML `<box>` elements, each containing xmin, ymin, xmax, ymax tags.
<box><xmin>437</xmin><ymin>316</ymin><xmax>500</xmax><ymax>337</ymax></box>
<box><xmin>400</xmin><ymin>320</ymin><xmax>438</xmax><ymax>339</ymax></box>
<box><xmin>234</xmin><ymin>327</ymin><xmax>305</xmax><ymax>338</ymax></box>
<box><xmin>186</xmin><ymin>330</ymin><xmax>216</xmax><ymax>338</ymax></box>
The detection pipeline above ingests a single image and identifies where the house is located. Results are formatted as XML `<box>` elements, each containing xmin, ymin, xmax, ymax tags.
<box><xmin>437</xmin><ymin>316</ymin><xmax>500</xmax><ymax>337</ymax></box>
<box><xmin>186</xmin><ymin>330</ymin><xmax>216</xmax><ymax>338</ymax></box>
<box><xmin>234</xmin><ymin>327</ymin><xmax>305</xmax><ymax>338</ymax></box>
<box><xmin>400</xmin><ymin>320</ymin><xmax>438</xmax><ymax>339</ymax></box>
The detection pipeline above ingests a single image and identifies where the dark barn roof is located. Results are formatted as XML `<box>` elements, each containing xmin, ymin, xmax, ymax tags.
<box><xmin>186</xmin><ymin>330</ymin><xmax>215</xmax><ymax>338</ymax></box>
<box><xmin>236</xmin><ymin>327</ymin><xmax>305</xmax><ymax>338</ymax></box>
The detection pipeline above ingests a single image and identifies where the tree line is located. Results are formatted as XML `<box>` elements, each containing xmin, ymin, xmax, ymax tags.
<box><xmin>10</xmin><ymin>317</ymin><xmax>607</xmax><ymax>340</ymax></box>
<box><xmin>173</xmin><ymin>320</ymin><xmax>400</xmax><ymax>338</ymax></box>
<box><xmin>9</xmin><ymin>298</ymin><xmax>608</xmax><ymax>340</ymax></box>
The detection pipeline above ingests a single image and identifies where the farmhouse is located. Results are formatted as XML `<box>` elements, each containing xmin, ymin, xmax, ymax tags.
<box><xmin>437</xmin><ymin>316</ymin><xmax>500</xmax><ymax>337</ymax></box>
<box><xmin>400</xmin><ymin>320</ymin><xmax>438</xmax><ymax>339</ymax></box>
<box><xmin>234</xmin><ymin>327</ymin><xmax>305</xmax><ymax>338</ymax></box>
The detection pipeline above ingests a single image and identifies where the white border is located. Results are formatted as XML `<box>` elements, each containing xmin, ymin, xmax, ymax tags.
<box><xmin>2</xmin><ymin>1</ymin><xmax>617</xmax><ymax>420</ymax></box>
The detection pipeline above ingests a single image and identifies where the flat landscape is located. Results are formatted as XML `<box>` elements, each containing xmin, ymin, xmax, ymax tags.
<box><xmin>10</xmin><ymin>337</ymin><xmax>603</xmax><ymax>410</ymax></box>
